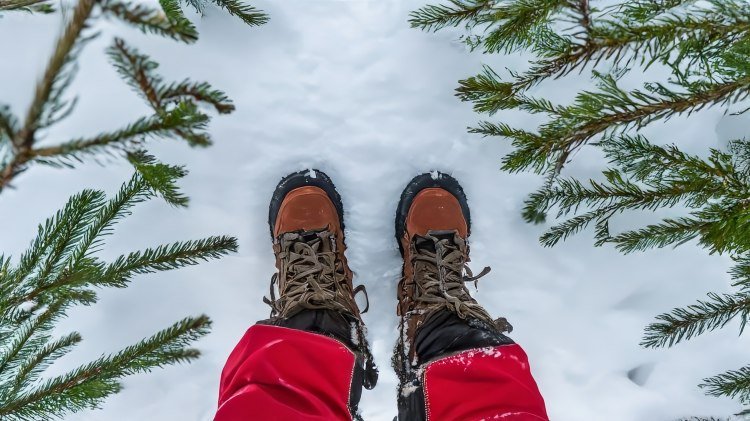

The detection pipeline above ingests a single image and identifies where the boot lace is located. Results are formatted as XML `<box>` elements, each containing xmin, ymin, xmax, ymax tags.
<box><xmin>264</xmin><ymin>230</ymin><xmax>368</xmax><ymax>318</ymax></box>
<box><xmin>409</xmin><ymin>231</ymin><xmax>496</xmax><ymax>325</ymax></box>
<box><xmin>263</xmin><ymin>229</ymin><xmax>378</xmax><ymax>389</ymax></box>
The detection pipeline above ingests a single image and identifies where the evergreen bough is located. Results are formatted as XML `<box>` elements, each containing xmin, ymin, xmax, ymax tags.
<box><xmin>0</xmin><ymin>0</ymin><xmax>267</xmax><ymax>191</ymax></box>
<box><xmin>0</xmin><ymin>152</ymin><xmax>238</xmax><ymax>419</ymax></box>
<box><xmin>412</xmin><ymin>0</ymin><xmax>750</xmax><ymax>410</ymax></box>
<box><xmin>0</xmin><ymin>0</ymin><xmax>263</xmax><ymax>417</ymax></box>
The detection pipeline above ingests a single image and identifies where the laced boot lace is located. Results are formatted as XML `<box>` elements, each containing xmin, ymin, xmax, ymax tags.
<box><xmin>410</xmin><ymin>231</ymin><xmax>510</xmax><ymax>331</ymax></box>
<box><xmin>263</xmin><ymin>229</ymin><xmax>377</xmax><ymax>389</ymax></box>
<box><xmin>264</xmin><ymin>230</ymin><xmax>367</xmax><ymax>318</ymax></box>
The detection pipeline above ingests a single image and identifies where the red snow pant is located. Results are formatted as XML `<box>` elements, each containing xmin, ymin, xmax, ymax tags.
<box><xmin>216</xmin><ymin>324</ymin><xmax>548</xmax><ymax>421</ymax></box>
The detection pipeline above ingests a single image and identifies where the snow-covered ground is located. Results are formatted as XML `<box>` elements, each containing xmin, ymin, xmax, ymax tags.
<box><xmin>1</xmin><ymin>1</ymin><xmax>750</xmax><ymax>420</ymax></box>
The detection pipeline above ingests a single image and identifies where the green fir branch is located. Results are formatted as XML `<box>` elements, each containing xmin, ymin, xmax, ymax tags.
<box><xmin>31</xmin><ymin>102</ymin><xmax>210</xmax><ymax>169</ymax></box>
<box><xmin>1</xmin><ymin>0</ymin><xmax>264</xmax><ymax>192</ymax></box>
<box><xmin>99</xmin><ymin>236</ymin><xmax>237</xmax><ymax>288</ymax></box>
<box><xmin>9</xmin><ymin>332</ymin><xmax>82</xmax><ymax>397</ymax></box>
<box><xmin>100</xmin><ymin>0</ymin><xmax>198</xmax><ymax>43</ymax></box>
<box><xmin>606</xmin><ymin>217</ymin><xmax>706</xmax><ymax>254</ymax></box>
<box><xmin>616</xmin><ymin>0</ymin><xmax>697</xmax><ymax>23</ymax></box>
<box><xmin>127</xmin><ymin>150</ymin><xmax>190</xmax><ymax>207</ymax></box>
<box><xmin>429</xmin><ymin>0</ymin><xmax>750</xmax><ymax>408</ymax></box>
<box><xmin>0</xmin><ymin>156</ymin><xmax>237</xmax><ymax>418</ymax></box>
<box><xmin>17</xmin><ymin>0</ymin><xmax>96</xmax><ymax>147</ymax></box>
<box><xmin>107</xmin><ymin>39</ymin><xmax>226</xmax><ymax>145</ymax></box>
<box><xmin>159</xmin><ymin>0</ymin><xmax>190</xmax><ymax>21</ymax></box>
<box><xmin>209</xmin><ymin>0</ymin><xmax>268</xmax><ymax>26</ymax></box>
<box><xmin>642</xmin><ymin>291</ymin><xmax>750</xmax><ymax>348</ymax></box>
<box><xmin>701</xmin><ymin>365</ymin><xmax>750</xmax><ymax>404</ymax></box>
<box><xmin>0</xmin><ymin>316</ymin><xmax>210</xmax><ymax>419</ymax></box>
<box><xmin>408</xmin><ymin>0</ymin><xmax>495</xmax><ymax>32</ymax></box>
<box><xmin>158</xmin><ymin>80</ymin><xmax>235</xmax><ymax>114</ymax></box>
<box><xmin>0</xmin><ymin>0</ymin><xmax>53</xmax><ymax>13</ymax></box>
<box><xmin>0</xmin><ymin>0</ymin><xmax>259</xmax><ymax>417</ymax></box>
<box><xmin>0</xmin><ymin>106</ymin><xmax>19</xmax><ymax>141</ymax></box>
<box><xmin>5</xmin><ymin>190</ymin><xmax>104</xmax><ymax>292</ymax></box>
<box><xmin>107</xmin><ymin>38</ymin><xmax>164</xmax><ymax>110</ymax></box>
<box><xmin>484</xmin><ymin>0</ymin><xmax>570</xmax><ymax>55</ymax></box>
<box><xmin>490</xmin><ymin>73</ymin><xmax>750</xmax><ymax>175</ymax></box>
<box><xmin>0</xmin><ymin>302</ymin><xmax>64</xmax><ymax>377</ymax></box>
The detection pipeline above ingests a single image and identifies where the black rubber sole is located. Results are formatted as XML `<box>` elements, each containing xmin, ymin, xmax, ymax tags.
<box><xmin>268</xmin><ymin>169</ymin><xmax>345</xmax><ymax>238</ymax></box>
<box><xmin>394</xmin><ymin>171</ymin><xmax>471</xmax><ymax>256</ymax></box>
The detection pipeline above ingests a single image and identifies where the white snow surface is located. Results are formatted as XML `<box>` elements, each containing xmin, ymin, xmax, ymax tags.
<box><xmin>2</xmin><ymin>1</ymin><xmax>750</xmax><ymax>420</ymax></box>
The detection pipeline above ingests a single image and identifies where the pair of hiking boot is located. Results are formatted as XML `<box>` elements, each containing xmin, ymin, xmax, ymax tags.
<box><xmin>262</xmin><ymin>169</ymin><xmax>513</xmax><ymax>417</ymax></box>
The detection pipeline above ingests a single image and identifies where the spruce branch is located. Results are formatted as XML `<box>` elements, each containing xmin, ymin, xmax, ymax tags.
<box><xmin>36</xmin><ymin>103</ymin><xmax>210</xmax><ymax>164</ymax></box>
<box><xmin>68</xmin><ymin>156</ymin><xmax>188</xmax><ymax>269</ymax></box>
<box><xmin>528</xmin><ymin>134</ymin><xmax>750</xmax><ymax>254</ymax></box>
<box><xmin>482</xmin><ymin>0</ymin><xmax>569</xmax><ymax>55</ymax></box>
<box><xmin>0</xmin><ymin>0</ymin><xmax>53</xmax><ymax>13</ymax></box>
<box><xmin>446</xmin><ymin>1</ymin><xmax>750</xmax><ymax>98</ymax></box>
<box><xmin>0</xmin><ymin>0</ymin><xmax>262</xmax><ymax>193</ymax></box>
<box><xmin>0</xmin><ymin>316</ymin><xmax>211</xmax><ymax>419</ymax></box>
<box><xmin>100</xmin><ymin>0</ymin><xmax>198</xmax><ymax>43</ymax></box>
<box><xmin>427</xmin><ymin>0</ymin><xmax>750</xmax><ymax>408</ymax></box>
<box><xmin>107</xmin><ymin>38</ymin><xmax>229</xmax><ymax>142</ymax></box>
<box><xmin>641</xmin><ymin>291</ymin><xmax>750</xmax><ymax>348</ymax></box>
<box><xmin>99</xmin><ymin>236</ymin><xmax>238</xmax><ymax>288</ymax></box>
<box><xmin>159</xmin><ymin>0</ymin><xmax>190</xmax><ymax>22</ymax></box>
<box><xmin>158</xmin><ymin>80</ymin><xmax>235</xmax><ymax>114</ymax></box>
<box><xmin>0</xmin><ymin>106</ymin><xmax>19</xmax><ymax>141</ymax></box>
<box><xmin>573</xmin><ymin>0</ymin><xmax>590</xmax><ymax>33</ymax></box>
<box><xmin>1</xmin><ymin>1</ymin><xmax>257</xmax><ymax>417</ymax></box>
<box><xmin>1</xmin><ymin>102</ymin><xmax>210</xmax><ymax>182</ymax></box>
<box><xmin>730</xmin><ymin>256</ymin><xmax>750</xmax><ymax>291</ymax></box>
<box><xmin>411</xmin><ymin>0</ymin><xmax>572</xmax><ymax>53</ymax></box>
<box><xmin>107</xmin><ymin>38</ymin><xmax>164</xmax><ymax>110</ymax></box>
<box><xmin>701</xmin><ymin>365</ymin><xmax>750</xmax><ymax>403</ymax></box>
<box><xmin>486</xmin><ymin>73</ymin><xmax>750</xmax><ymax>175</ymax></box>
<box><xmin>0</xmin><ymin>157</ymin><xmax>237</xmax><ymax>418</ymax></box>
<box><xmin>617</xmin><ymin>0</ymin><xmax>697</xmax><ymax>23</ymax></box>
<box><xmin>456</xmin><ymin>66</ymin><xmax>518</xmax><ymax>116</ymax></box>
<box><xmin>0</xmin><ymin>301</ymin><xmax>64</xmax><ymax>377</ymax></box>
<box><xmin>9</xmin><ymin>332</ymin><xmax>82</xmax><ymax>397</ymax></box>
<box><xmin>16</xmin><ymin>0</ymin><xmax>96</xmax><ymax>149</ymax></box>
<box><xmin>127</xmin><ymin>150</ymin><xmax>190</xmax><ymax>207</ymax></box>
<box><xmin>1</xmin><ymin>0</ymin><xmax>97</xmax><ymax>191</ymax></box>
<box><xmin>108</xmin><ymin>38</ymin><xmax>234</xmax><ymax>116</ymax></box>
<box><xmin>606</xmin><ymin>217</ymin><xmax>706</xmax><ymax>254</ymax></box>
<box><xmin>408</xmin><ymin>0</ymin><xmax>495</xmax><ymax>32</ymax></box>
<box><xmin>599</xmin><ymin>134</ymin><xmax>739</xmax><ymax>185</ymax></box>
<box><xmin>207</xmin><ymin>0</ymin><xmax>268</xmax><ymax>26</ymax></box>
<box><xmin>4</xmin><ymin>189</ymin><xmax>105</xmax><ymax>293</ymax></box>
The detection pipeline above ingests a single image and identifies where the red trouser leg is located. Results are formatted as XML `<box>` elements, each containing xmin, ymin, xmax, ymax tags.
<box><xmin>215</xmin><ymin>324</ymin><xmax>356</xmax><ymax>421</ymax></box>
<box><xmin>421</xmin><ymin>344</ymin><xmax>548</xmax><ymax>421</ymax></box>
<box><xmin>216</xmin><ymin>324</ymin><xmax>547</xmax><ymax>421</ymax></box>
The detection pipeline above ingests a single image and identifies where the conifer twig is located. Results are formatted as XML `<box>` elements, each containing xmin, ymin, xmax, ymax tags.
<box><xmin>16</xmin><ymin>0</ymin><xmax>94</xmax><ymax>149</ymax></box>
<box><xmin>0</xmin><ymin>0</ymin><xmax>53</xmax><ymax>13</ymax></box>
<box><xmin>1</xmin><ymin>0</ymin><xmax>95</xmax><ymax>189</ymax></box>
<box><xmin>414</xmin><ymin>0</ymin><xmax>750</xmax><ymax>406</ymax></box>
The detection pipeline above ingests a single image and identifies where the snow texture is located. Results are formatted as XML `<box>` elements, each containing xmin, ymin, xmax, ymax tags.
<box><xmin>2</xmin><ymin>1</ymin><xmax>750</xmax><ymax>420</ymax></box>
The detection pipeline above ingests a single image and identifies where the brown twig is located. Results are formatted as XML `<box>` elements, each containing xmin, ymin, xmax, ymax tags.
<box><xmin>0</xmin><ymin>0</ymin><xmax>48</xmax><ymax>11</ymax></box>
<box><xmin>1</xmin><ymin>0</ymin><xmax>95</xmax><ymax>191</ymax></box>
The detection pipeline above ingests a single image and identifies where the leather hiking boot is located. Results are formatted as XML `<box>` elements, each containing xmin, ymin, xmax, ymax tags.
<box><xmin>393</xmin><ymin>172</ymin><xmax>511</xmax><ymax>374</ymax></box>
<box><xmin>264</xmin><ymin>169</ymin><xmax>377</xmax><ymax>389</ymax></box>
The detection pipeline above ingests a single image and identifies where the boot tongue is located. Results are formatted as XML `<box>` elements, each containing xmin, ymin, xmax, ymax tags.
<box><xmin>298</xmin><ymin>230</ymin><xmax>323</xmax><ymax>243</ymax></box>
<box><xmin>414</xmin><ymin>230</ymin><xmax>458</xmax><ymax>253</ymax></box>
<box><xmin>296</xmin><ymin>229</ymin><xmax>333</xmax><ymax>252</ymax></box>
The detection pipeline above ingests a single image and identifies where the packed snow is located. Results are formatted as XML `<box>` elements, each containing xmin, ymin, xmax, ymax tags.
<box><xmin>2</xmin><ymin>1</ymin><xmax>750</xmax><ymax>420</ymax></box>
